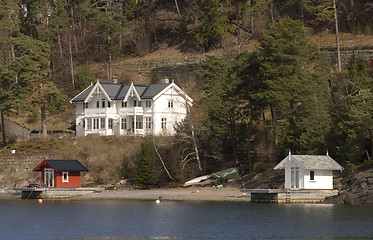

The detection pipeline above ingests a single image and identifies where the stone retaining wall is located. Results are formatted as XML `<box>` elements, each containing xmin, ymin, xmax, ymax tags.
<box><xmin>0</xmin><ymin>155</ymin><xmax>45</xmax><ymax>173</ymax></box>
<box><xmin>113</xmin><ymin>47</ymin><xmax>373</xmax><ymax>79</ymax></box>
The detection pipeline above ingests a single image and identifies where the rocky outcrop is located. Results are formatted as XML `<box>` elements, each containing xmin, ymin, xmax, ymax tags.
<box><xmin>325</xmin><ymin>169</ymin><xmax>373</xmax><ymax>204</ymax></box>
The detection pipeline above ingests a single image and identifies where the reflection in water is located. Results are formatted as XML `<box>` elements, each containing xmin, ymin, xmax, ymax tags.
<box><xmin>0</xmin><ymin>200</ymin><xmax>373</xmax><ymax>240</ymax></box>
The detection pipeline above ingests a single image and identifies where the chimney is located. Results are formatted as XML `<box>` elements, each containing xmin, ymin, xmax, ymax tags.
<box><xmin>111</xmin><ymin>76</ymin><xmax>118</xmax><ymax>84</ymax></box>
<box><xmin>162</xmin><ymin>76</ymin><xmax>169</xmax><ymax>84</ymax></box>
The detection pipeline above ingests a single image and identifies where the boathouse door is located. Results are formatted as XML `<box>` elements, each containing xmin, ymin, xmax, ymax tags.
<box><xmin>44</xmin><ymin>168</ymin><xmax>54</xmax><ymax>187</ymax></box>
<box><xmin>290</xmin><ymin>167</ymin><xmax>299</xmax><ymax>189</ymax></box>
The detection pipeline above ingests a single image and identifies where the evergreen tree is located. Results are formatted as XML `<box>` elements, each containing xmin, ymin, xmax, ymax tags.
<box><xmin>75</xmin><ymin>63</ymin><xmax>95</xmax><ymax>91</ymax></box>
<box><xmin>254</xmin><ymin>18</ymin><xmax>331</xmax><ymax>155</ymax></box>
<box><xmin>136</xmin><ymin>140</ymin><xmax>157</xmax><ymax>186</ymax></box>
<box><xmin>192</xmin><ymin>0</ymin><xmax>232</xmax><ymax>51</ymax></box>
<box><xmin>201</xmin><ymin>56</ymin><xmax>244</xmax><ymax>163</ymax></box>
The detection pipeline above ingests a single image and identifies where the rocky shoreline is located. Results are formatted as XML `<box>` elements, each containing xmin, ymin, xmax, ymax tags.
<box><xmin>325</xmin><ymin>169</ymin><xmax>373</xmax><ymax>204</ymax></box>
<box><xmin>1</xmin><ymin>169</ymin><xmax>372</xmax><ymax>204</ymax></box>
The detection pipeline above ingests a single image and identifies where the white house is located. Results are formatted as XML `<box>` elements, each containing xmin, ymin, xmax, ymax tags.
<box><xmin>274</xmin><ymin>152</ymin><xmax>344</xmax><ymax>190</ymax></box>
<box><xmin>70</xmin><ymin>79</ymin><xmax>193</xmax><ymax>137</ymax></box>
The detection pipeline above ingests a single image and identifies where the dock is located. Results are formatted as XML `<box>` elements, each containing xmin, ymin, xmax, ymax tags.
<box><xmin>19</xmin><ymin>187</ymin><xmax>102</xmax><ymax>199</ymax></box>
<box><xmin>245</xmin><ymin>189</ymin><xmax>339</xmax><ymax>203</ymax></box>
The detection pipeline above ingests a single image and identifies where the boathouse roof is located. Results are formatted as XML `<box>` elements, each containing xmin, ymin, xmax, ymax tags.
<box><xmin>33</xmin><ymin>160</ymin><xmax>89</xmax><ymax>172</ymax></box>
<box><xmin>274</xmin><ymin>154</ymin><xmax>344</xmax><ymax>171</ymax></box>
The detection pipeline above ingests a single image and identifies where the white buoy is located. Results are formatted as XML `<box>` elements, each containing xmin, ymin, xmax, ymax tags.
<box><xmin>155</xmin><ymin>199</ymin><xmax>160</xmax><ymax>204</ymax></box>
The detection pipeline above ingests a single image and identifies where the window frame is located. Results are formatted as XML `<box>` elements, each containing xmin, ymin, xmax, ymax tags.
<box><xmin>310</xmin><ymin>170</ymin><xmax>315</xmax><ymax>181</ymax></box>
<box><xmin>146</xmin><ymin>100</ymin><xmax>151</xmax><ymax>108</ymax></box>
<box><xmin>62</xmin><ymin>172</ymin><xmax>69</xmax><ymax>183</ymax></box>
<box><xmin>161</xmin><ymin>118</ymin><xmax>166</xmax><ymax>129</ymax></box>
<box><xmin>108</xmin><ymin>118</ymin><xmax>113</xmax><ymax>129</ymax></box>
<box><xmin>86</xmin><ymin>118</ymin><xmax>92</xmax><ymax>130</ymax></box>
<box><xmin>168</xmin><ymin>99</ymin><xmax>173</xmax><ymax>108</ymax></box>
<box><xmin>145</xmin><ymin>117</ymin><xmax>152</xmax><ymax>129</ymax></box>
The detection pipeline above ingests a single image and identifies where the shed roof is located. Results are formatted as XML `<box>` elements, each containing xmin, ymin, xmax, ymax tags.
<box><xmin>33</xmin><ymin>160</ymin><xmax>88</xmax><ymax>172</ymax></box>
<box><xmin>274</xmin><ymin>154</ymin><xmax>344</xmax><ymax>171</ymax></box>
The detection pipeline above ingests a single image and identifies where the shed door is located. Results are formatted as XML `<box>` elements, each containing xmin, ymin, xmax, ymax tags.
<box><xmin>44</xmin><ymin>168</ymin><xmax>54</xmax><ymax>187</ymax></box>
<box><xmin>291</xmin><ymin>167</ymin><xmax>299</xmax><ymax>189</ymax></box>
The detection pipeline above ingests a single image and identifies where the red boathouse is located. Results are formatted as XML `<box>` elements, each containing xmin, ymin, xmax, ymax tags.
<box><xmin>33</xmin><ymin>159</ymin><xmax>88</xmax><ymax>188</ymax></box>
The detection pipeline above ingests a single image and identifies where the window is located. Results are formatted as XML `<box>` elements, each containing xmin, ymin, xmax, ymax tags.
<box><xmin>102</xmin><ymin>99</ymin><xmax>105</xmax><ymax>108</ymax></box>
<box><xmin>122</xmin><ymin>101</ymin><xmax>127</xmax><ymax>108</ymax></box>
<box><xmin>134</xmin><ymin>100</ymin><xmax>137</xmax><ymax>107</ymax></box>
<box><xmin>146</xmin><ymin>100</ymin><xmax>151</xmax><ymax>108</ymax></box>
<box><xmin>101</xmin><ymin>118</ymin><xmax>106</xmax><ymax>129</ymax></box>
<box><xmin>310</xmin><ymin>171</ymin><xmax>315</xmax><ymax>181</ymax></box>
<box><xmin>121</xmin><ymin>118</ymin><xmax>127</xmax><ymax>129</ymax></box>
<box><xmin>138</xmin><ymin>101</ymin><xmax>141</xmax><ymax>107</ymax></box>
<box><xmin>136</xmin><ymin>121</ymin><xmax>143</xmax><ymax>129</ymax></box>
<box><xmin>161</xmin><ymin>118</ymin><xmax>166</xmax><ymax>129</ymax></box>
<box><xmin>93</xmin><ymin>118</ymin><xmax>99</xmax><ymax>129</ymax></box>
<box><xmin>62</xmin><ymin>172</ymin><xmax>69</xmax><ymax>183</ymax></box>
<box><xmin>108</xmin><ymin>118</ymin><xmax>113</xmax><ymax>129</ymax></box>
<box><xmin>96</xmin><ymin>101</ymin><xmax>99</xmax><ymax>108</ymax></box>
<box><xmin>87</xmin><ymin>119</ymin><xmax>92</xmax><ymax>130</ymax></box>
<box><xmin>83</xmin><ymin>118</ymin><xmax>85</xmax><ymax>128</ymax></box>
<box><xmin>108</xmin><ymin>101</ymin><xmax>111</xmax><ymax>108</ymax></box>
<box><xmin>168</xmin><ymin>99</ymin><xmax>173</xmax><ymax>108</ymax></box>
<box><xmin>145</xmin><ymin>117</ymin><xmax>152</xmax><ymax>129</ymax></box>
<box><xmin>83</xmin><ymin>102</ymin><xmax>88</xmax><ymax>109</ymax></box>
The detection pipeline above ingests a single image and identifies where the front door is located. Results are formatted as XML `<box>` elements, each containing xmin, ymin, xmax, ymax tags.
<box><xmin>44</xmin><ymin>168</ymin><xmax>54</xmax><ymax>187</ymax></box>
<box><xmin>290</xmin><ymin>167</ymin><xmax>299</xmax><ymax>189</ymax></box>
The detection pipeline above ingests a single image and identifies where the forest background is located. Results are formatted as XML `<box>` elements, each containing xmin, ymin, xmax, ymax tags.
<box><xmin>1</xmin><ymin>0</ymin><xmax>373</xmax><ymax>185</ymax></box>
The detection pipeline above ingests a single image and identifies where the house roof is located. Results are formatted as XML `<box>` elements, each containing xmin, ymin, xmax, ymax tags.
<box><xmin>274</xmin><ymin>154</ymin><xmax>344</xmax><ymax>171</ymax></box>
<box><xmin>71</xmin><ymin>81</ymin><xmax>171</xmax><ymax>103</ymax></box>
<box><xmin>33</xmin><ymin>160</ymin><xmax>89</xmax><ymax>172</ymax></box>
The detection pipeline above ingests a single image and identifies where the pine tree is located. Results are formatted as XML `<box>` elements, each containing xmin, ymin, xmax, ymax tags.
<box><xmin>256</xmin><ymin>18</ymin><xmax>331</xmax><ymax>154</ymax></box>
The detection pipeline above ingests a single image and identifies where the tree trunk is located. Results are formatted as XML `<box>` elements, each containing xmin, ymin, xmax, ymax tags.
<box><xmin>11</xmin><ymin>45</ymin><xmax>18</xmax><ymax>84</ymax></box>
<box><xmin>41</xmin><ymin>105</ymin><xmax>47</xmax><ymax>138</ymax></box>
<box><xmin>333</xmin><ymin>0</ymin><xmax>341</xmax><ymax>71</ymax></box>
<box><xmin>70</xmin><ymin>2</ymin><xmax>78</xmax><ymax>54</ymax></box>
<box><xmin>1</xmin><ymin>110</ymin><xmax>6</xmax><ymax>145</ymax></box>
<box><xmin>189</xmin><ymin>107</ymin><xmax>202</xmax><ymax>171</ymax></box>
<box><xmin>270</xmin><ymin>105</ymin><xmax>278</xmax><ymax>151</ymax></box>
<box><xmin>69</xmin><ymin>35</ymin><xmax>75</xmax><ymax>87</ymax></box>
<box><xmin>174</xmin><ymin>0</ymin><xmax>181</xmax><ymax>19</ymax></box>
<box><xmin>58</xmin><ymin>33</ymin><xmax>63</xmax><ymax>59</ymax></box>
<box><xmin>107</xmin><ymin>34</ymin><xmax>112</xmax><ymax>80</ymax></box>
<box><xmin>152</xmin><ymin>138</ymin><xmax>175</xmax><ymax>181</ymax></box>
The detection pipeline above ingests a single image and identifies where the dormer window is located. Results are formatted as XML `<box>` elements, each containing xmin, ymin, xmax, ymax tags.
<box><xmin>108</xmin><ymin>101</ymin><xmax>111</xmax><ymax>108</ymax></box>
<box><xmin>102</xmin><ymin>99</ymin><xmax>105</xmax><ymax>108</ymax></box>
<box><xmin>134</xmin><ymin>100</ymin><xmax>137</xmax><ymax>107</ymax></box>
<box><xmin>122</xmin><ymin>101</ymin><xmax>127</xmax><ymax>107</ymax></box>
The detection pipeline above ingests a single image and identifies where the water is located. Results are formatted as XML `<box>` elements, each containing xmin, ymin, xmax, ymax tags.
<box><xmin>1</xmin><ymin>199</ymin><xmax>373</xmax><ymax>240</ymax></box>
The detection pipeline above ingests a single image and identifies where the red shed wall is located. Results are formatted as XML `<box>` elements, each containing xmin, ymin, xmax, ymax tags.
<box><xmin>54</xmin><ymin>171</ymin><xmax>81</xmax><ymax>188</ymax></box>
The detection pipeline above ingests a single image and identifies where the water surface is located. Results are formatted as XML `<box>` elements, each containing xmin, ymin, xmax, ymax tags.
<box><xmin>1</xmin><ymin>199</ymin><xmax>372</xmax><ymax>240</ymax></box>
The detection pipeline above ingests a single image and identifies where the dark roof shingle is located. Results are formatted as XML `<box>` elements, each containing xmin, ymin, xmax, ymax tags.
<box><xmin>71</xmin><ymin>82</ymin><xmax>171</xmax><ymax>102</ymax></box>
<box><xmin>46</xmin><ymin>160</ymin><xmax>89</xmax><ymax>172</ymax></box>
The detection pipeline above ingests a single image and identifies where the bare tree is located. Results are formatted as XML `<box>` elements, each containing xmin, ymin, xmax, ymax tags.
<box><xmin>152</xmin><ymin>137</ymin><xmax>175</xmax><ymax>181</ymax></box>
<box><xmin>175</xmin><ymin>75</ymin><xmax>202</xmax><ymax>171</ymax></box>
